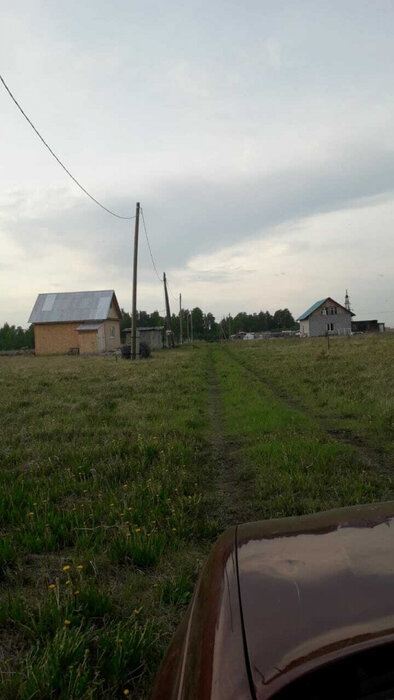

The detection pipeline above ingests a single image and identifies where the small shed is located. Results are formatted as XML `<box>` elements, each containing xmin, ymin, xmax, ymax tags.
<box><xmin>29</xmin><ymin>290</ymin><xmax>122</xmax><ymax>355</ymax></box>
<box><xmin>124</xmin><ymin>327</ymin><xmax>164</xmax><ymax>351</ymax></box>
<box><xmin>351</xmin><ymin>320</ymin><xmax>385</xmax><ymax>333</ymax></box>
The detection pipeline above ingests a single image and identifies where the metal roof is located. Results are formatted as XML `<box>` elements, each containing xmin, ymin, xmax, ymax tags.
<box><xmin>29</xmin><ymin>291</ymin><xmax>118</xmax><ymax>324</ymax></box>
<box><xmin>297</xmin><ymin>298</ymin><xmax>355</xmax><ymax>321</ymax></box>
<box><xmin>76</xmin><ymin>323</ymin><xmax>103</xmax><ymax>331</ymax></box>
<box><xmin>297</xmin><ymin>299</ymin><xmax>328</xmax><ymax>321</ymax></box>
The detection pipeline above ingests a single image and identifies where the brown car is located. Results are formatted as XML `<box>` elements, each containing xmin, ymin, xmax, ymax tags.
<box><xmin>152</xmin><ymin>501</ymin><xmax>394</xmax><ymax>699</ymax></box>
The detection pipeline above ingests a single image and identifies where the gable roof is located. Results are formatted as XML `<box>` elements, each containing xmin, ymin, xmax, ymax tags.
<box><xmin>297</xmin><ymin>299</ymin><xmax>327</xmax><ymax>321</ymax></box>
<box><xmin>28</xmin><ymin>291</ymin><xmax>121</xmax><ymax>324</ymax></box>
<box><xmin>297</xmin><ymin>298</ymin><xmax>354</xmax><ymax>321</ymax></box>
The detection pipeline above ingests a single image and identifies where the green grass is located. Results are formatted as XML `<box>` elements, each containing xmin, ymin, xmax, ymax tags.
<box><xmin>211</xmin><ymin>338</ymin><xmax>394</xmax><ymax>518</ymax></box>
<box><xmin>1</xmin><ymin>336</ymin><xmax>394</xmax><ymax>698</ymax></box>
<box><xmin>0</xmin><ymin>348</ymin><xmax>215</xmax><ymax>699</ymax></box>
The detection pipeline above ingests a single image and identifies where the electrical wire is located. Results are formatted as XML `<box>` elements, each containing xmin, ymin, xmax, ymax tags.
<box><xmin>140</xmin><ymin>207</ymin><xmax>163</xmax><ymax>282</ymax></box>
<box><xmin>0</xmin><ymin>73</ymin><xmax>135</xmax><ymax>220</ymax></box>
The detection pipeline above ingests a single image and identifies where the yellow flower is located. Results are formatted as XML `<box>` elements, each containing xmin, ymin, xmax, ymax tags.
<box><xmin>64</xmin><ymin>620</ymin><xmax>71</xmax><ymax>626</ymax></box>
<box><xmin>133</xmin><ymin>608</ymin><xmax>140</xmax><ymax>615</ymax></box>
<box><xmin>62</xmin><ymin>565</ymin><xmax>70</xmax><ymax>572</ymax></box>
<box><xmin>66</xmin><ymin>580</ymin><xmax>71</xmax><ymax>585</ymax></box>
<box><xmin>123</xmin><ymin>691</ymin><xmax>130</xmax><ymax>697</ymax></box>
<box><xmin>135</xmin><ymin>527</ymin><xmax>141</xmax><ymax>533</ymax></box>
<box><xmin>48</xmin><ymin>583</ymin><xmax>56</xmax><ymax>591</ymax></box>
<box><xmin>76</xmin><ymin>565</ymin><xmax>83</xmax><ymax>570</ymax></box>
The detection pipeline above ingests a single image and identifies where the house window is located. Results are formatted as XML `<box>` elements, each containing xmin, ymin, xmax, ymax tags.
<box><xmin>110</xmin><ymin>326</ymin><xmax>115</xmax><ymax>338</ymax></box>
<box><xmin>327</xmin><ymin>323</ymin><xmax>334</xmax><ymax>331</ymax></box>
<box><xmin>321</xmin><ymin>308</ymin><xmax>327</xmax><ymax>315</ymax></box>
<box><xmin>328</xmin><ymin>307</ymin><xmax>337</xmax><ymax>315</ymax></box>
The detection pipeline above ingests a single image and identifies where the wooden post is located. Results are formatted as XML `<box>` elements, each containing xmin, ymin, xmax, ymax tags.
<box><xmin>131</xmin><ymin>202</ymin><xmax>140</xmax><ymax>360</ymax></box>
<box><xmin>190</xmin><ymin>311</ymin><xmax>194</xmax><ymax>344</ymax></box>
<box><xmin>179</xmin><ymin>293</ymin><xmax>183</xmax><ymax>345</ymax></box>
<box><xmin>163</xmin><ymin>272</ymin><xmax>174</xmax><ymax>348</ymax></box>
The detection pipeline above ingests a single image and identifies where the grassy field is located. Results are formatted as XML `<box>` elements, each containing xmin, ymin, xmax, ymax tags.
<box><xmin>1</xmin><ymin>335</ymin><xmax>394</xmax><ymax>698</ymax></box>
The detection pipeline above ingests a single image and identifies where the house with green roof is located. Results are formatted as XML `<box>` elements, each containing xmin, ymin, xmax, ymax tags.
<box><xmin>297</xmin><ymin>298</ymin><xmax>354</xmax><ymax>337</ymax></box>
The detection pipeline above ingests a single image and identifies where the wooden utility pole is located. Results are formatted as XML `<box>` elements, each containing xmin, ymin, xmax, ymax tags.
<box><xmin>179</xmin><ymin>293</ymin><xmax>183</xmax><ymax>345</ymax></box>
<box><xmin>131</xmin><ymin>202</ymin><xmax>140</xmax><ymax>360</ymax></box>
<box><xmin>190</xmin><ymin>311</ymin><xmax>194</xmax><ymax>343</ymax></box>
<box><xmin>163</xmin><ymin>272</ymin><xmax>175</xmax><ymax>348</ymax></box>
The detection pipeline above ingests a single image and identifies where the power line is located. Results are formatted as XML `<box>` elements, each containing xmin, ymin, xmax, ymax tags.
<box><xmin>0</xmin><ymin>73</ymin><xmax>135</xmax><ymax>220</ymax></box>
<box><xmin>140</xmin><ymin>206</ymin><xmax>163</xmax><ymax>282</ymax></box>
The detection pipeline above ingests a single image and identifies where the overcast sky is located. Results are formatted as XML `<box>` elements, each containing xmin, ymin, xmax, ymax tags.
<box><xmin>1</xmin><ymin>0</ymin><xmax>394</xmax><ymax>326</ymax></box>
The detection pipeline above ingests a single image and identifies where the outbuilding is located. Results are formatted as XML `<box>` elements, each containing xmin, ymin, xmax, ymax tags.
<box><xmin>297</xmin><ymin>298</ymin><xmax>354</xmax><ymax>337</ymax></box>
<box><xmin>351</xmin><ymin>320</ymin><xmax>385</xmax><ymax>333</ymax></box>
<box><xmin>124</xmin><ymin>326</ymin><xmax>164</xmax><ymax>351</ymax></box>
<box><xmin>29</xmin><ymin>290</ymin><xmax>122</xmax><ymax>355</ymax></box>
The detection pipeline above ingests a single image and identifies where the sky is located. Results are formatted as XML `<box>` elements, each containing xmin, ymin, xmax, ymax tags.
<box><xmin>1</xmin><ymin>0</ymin><xmax>394</xmax><ymax>326</ymax></box>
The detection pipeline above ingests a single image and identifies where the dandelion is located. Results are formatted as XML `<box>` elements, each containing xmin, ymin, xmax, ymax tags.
<box><xmin>62</xmin><ymin>565</ymin><xmax>70</xmax><ymax>572</ymax></box>
<box><xmin>66</xmin><ymin>580</ymin><xmax>71</xmax><ymax>585</ymax></box>
<box><xmin>48</xmin><ymin>583</ymin><xmax>56</xmax><ymax>591</ymax></box>
<box><xmin>123</xmin><ymin>690</ymin><xmax>130</xmax><ymax>696</ymax></box>
<box><xmin>76</xmin><ymin>565</ymin><xmax>83</xmax><ymax>570</ymax></box>
<box><xmin>135</xmin><ymin>527</ymin><xmax>141</xmax><ymax>533</ymax></box>
<box><xmin>133</xmin><ymin>608</ymin><xmax>140</xmax><ymax>615</ymax></box>
<box><xmin>64</xmin><ymin>620</ymin><xmax>71</xmax><ymax>626</ymax></box>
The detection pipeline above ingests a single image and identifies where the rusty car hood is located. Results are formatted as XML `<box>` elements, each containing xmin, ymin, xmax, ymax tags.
<box><xmin>236</xmin><ymin>501</ymin><xmax>394</xmax><ymax>699</ymax></box>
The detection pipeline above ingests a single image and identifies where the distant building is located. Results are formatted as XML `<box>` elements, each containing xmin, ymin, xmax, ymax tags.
<box><xmin>351</xmin><ymin>320</ymin><xmax>385</xmax><ymax>333</ymax></box>
<box><xmin>124</xmin><ymin>326</ymin><xmax>164</xmax><ymax>351</ymax></box>
<box><xmin>29</xmin><ymin>290</ymin><xmax>121</xmax><ymax>355</ymax></box>
<box><xmin>297</xmin><ymin>298</ymin><xmax>354</xmax><ymax>337</ymax></box>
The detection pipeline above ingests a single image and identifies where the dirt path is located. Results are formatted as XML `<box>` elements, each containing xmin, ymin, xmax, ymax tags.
<box><xmin>207</xmin><ymin>346</ymin><xmax>263</xmax><ymax>528</ymax></box>
<box><xmin>222</xmin><ymin>344</ymin><xmax>394</xmax><ymax>477</ymax></box>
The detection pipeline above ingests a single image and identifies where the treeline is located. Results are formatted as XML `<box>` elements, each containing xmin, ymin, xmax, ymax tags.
<box><xmin>0</xmin><ymin>323</ymin><xmax>34</xmax><ymax>351</ymax></box>
<box><xmin>121</xmin><ymin>307</ymin><xmax>298</xmax><ymax>342</ymax></box>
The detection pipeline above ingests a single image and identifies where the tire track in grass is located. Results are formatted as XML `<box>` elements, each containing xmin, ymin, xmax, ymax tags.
<box><xmin>207</xmin><ymin>345</ymin><xmax>262</xmax><ymax>528</ymax></box>
<box><xmin>223</xmin><ymin>344</ymin><xmax>394</xmax><ymax>478</ymax></box>
<box><xmin>210</xmin><ymin>344</ymin><xmax>394</xmax><ymax>520</ymax></box>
